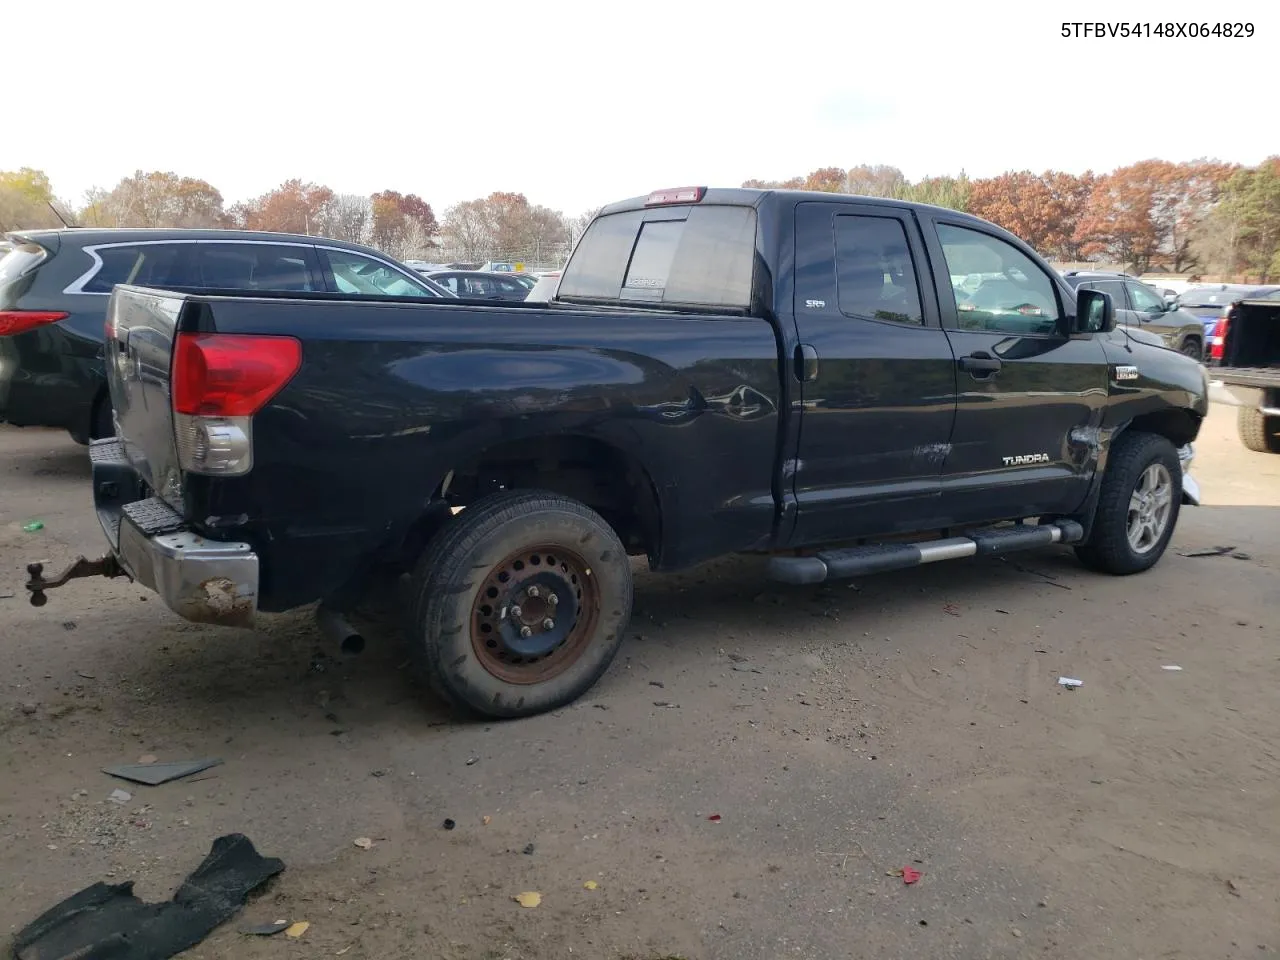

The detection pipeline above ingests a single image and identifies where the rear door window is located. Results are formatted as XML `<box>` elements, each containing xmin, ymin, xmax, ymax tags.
<box><xmin>81</xmin><ymin>244</ymin><xmax>185</xmax><ymax>293</ymax></box>
<box><xmin>323</xmin><ymin>249</ymin><xmax>442</xmax><ymax>297</ymax></box>
<box><xmin>189</xmin><ymin>244</ymin><xmax>319</xmax><ymax>291</ymax></box>
<box><xmin>833</xmin><ymin>215</ymin><xmax>925</xmax><ymax>326</ymax></box>
<box><xmin>559</xmin><ymin>204</ymin><xmax>757</xmax><ymax>309</ymax></box>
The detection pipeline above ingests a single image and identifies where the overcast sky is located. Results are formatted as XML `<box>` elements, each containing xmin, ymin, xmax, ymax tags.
<box><xmin>5</xmin><ymin>0</ymin><xmax>1273</xmax><ymax>216</ymax></box>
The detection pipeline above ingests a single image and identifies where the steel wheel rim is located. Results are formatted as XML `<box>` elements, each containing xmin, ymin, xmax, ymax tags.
<box><xmin>1126</xmin><ymin>463</ymin><xmax>1173</xmax><ymax>554</ymax></box>
<box><xmin>470</xmin><ymin>545</ymin><xmax>600</xmax><ymax>684</ymax></box>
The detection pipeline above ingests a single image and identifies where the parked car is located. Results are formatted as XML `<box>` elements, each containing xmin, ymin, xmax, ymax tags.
<box><xmin>0</xmin><ymin>229</ymin><xmax>453</xmax><ymax>444</ymax></box>
<box><xmin>27</xmin><ymin>186</ymin><xmax>1208</xmax><ymax>721</ymax></box>
<box><xmin>1203</xmin><ymin>291</ymin><xmax>1280</xmax><ymax>452</ymax></box>
<box><xmin>523</xmin><ymin>271</ymin><xmax>562</xmax><ymax>302</ymax></box>
<box><xmin>1177</xmin><ymin>284</ymin><xmax>1280</xmax><ymax>348</ymax></box>
<box><xmin>425</xmin><ymin>270</ymin><xmax>531</xmax><ymax>300</ymax></box>
<box><xmin>1061</xmin><ymin>271</ymin><xmax>1207</xmax><ymax>358</ymax></box>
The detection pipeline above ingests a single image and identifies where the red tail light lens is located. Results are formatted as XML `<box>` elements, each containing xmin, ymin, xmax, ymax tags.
<box><xmin>0</xmin><ymin>310</ymin><xmax>69</xmax><ymax>336</ymax></box>
<box><xmin>172</xmin><ymin>333</ymin><xmax>301</xmax><ymax>417</ymax></box>
<box><xmin>1209</xmin><ymin>316</ymin><xmax>1229</xmax><ymax>361</ymax></box>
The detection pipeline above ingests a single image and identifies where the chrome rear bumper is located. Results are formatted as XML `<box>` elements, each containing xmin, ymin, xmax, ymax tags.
<box><xmin>1178</xmin><ymin>443</ymin><xmax>1201</xmax><ymax>506</ymax></box>
<box><xmin>91</xmin><ymin>438</ymin><xmax>260</xmax><ymax>628</ymax></box>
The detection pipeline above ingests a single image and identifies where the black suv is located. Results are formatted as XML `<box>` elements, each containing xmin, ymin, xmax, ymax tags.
<box><xmin>1</xmin><ymin>229</ymin><xmax>454</xmax><ymax>443</ymax></box>
<box><xmin>1060</xmin><ymin>271</ymin><xmax>1206</xmax><ymax>359</ymax></box>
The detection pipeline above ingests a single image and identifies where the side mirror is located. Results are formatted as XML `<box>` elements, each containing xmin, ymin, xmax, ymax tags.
<box><xmin>1075</xmin><ymin>288</ymin><xmax>1116</xmax><ymax>334</ymax></box>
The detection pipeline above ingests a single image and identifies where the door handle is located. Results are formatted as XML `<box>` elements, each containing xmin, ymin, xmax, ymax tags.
<box><xmin>958</xmin><ymin>352</ymin><xmax>1002</xmax><ymax>378</ymax></box>
<box><xmin>794</xmin><ymin>343</ymin><xmax>818</xmax><ymax>382</ymax></box>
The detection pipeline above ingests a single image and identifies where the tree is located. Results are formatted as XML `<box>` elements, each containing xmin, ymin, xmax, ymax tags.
<box><xmin>967</xmin><ymin>170</ymin><xmax>1093</xmax><ymax>259</ymax></box>
<box><xmin>1073</xmin><ymin>166</ymin><xmax>1162</xmax><ymax>271</ymax></box>
<box><xmin>316</xmin><ymin>194</ymin><xmax>371</xmax><ymax>245</ymax></box>
<box><xmin>441</xmin><ymin>192</ymin><xmax>572</xmax><ymax>263</ymax></box>
<box><xmin>80</xmin><ymin>170</ymin><xmax>226</xmax><ymax>228</ymax></box>
<box><xmin>442</xmin><ymin>199</ymin><xmax>491</xmax><ymax>261</ymax></box>
<box><xmin>1198</xmin><ymin>158</ymin><xmax>1280</xmax><ymax>281</ymax></box>
<box><xmin>802</xmin><ymin>167</ymin><xmax>848</xmax><ymax>193</ymax></box>
<box><xmin>570</xmin><ymin>208</ymin><xmax>600</xmax><ymax>244</ymax></box>
<box><xmin>368</xmin><ymin>190</ymin><xmax>439</xmax><ymax>257</ymax></box>
<box><xmin>234</xmin><ymin>179</ymin><xmax>335</xmax><ymax>234</ymax></box>
<box><xmin>741</xmin><ymin>176</ymin><xmax>805</xmax><ymax>189</ymax></box>
<box><xmin>845</xmin><ymin>164</ymin><xmax>906</xmax><ymax>197</ymax></box>
<box><xmin>1146</xmin><ymin>160</ymin><xmax>1237</xmax><ymax>271</ymax></box>
<box><xmin>893</xmin><ymin>174</ymin><xmax>971</xmax><ymax>212</ymax></box>
<box><xmin>0</xmin><ymin>167</ymin><xmax>65</xmax><ymax>231</ymax></box>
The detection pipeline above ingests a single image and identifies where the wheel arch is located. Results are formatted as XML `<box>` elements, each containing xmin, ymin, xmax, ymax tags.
<box><xmin>413</xmin><ymin>432</ymin><xmax>665</xmax><ymax>566</ymax></box>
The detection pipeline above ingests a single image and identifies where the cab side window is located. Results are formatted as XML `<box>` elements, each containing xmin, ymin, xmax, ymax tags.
<box><xmin>1125</xmin><ymin>281</ymin><xmax>1165</xmax><ymax>313</ymax></box>
<box><xmin>833</xmin><ymin>215</ymin><xmax>924</xmax><ymax>326</ymax></box>
<box><xmin>937</xmin><ymin>225</ymin><xmax>1061</xmax><ymax>335</ymax></box>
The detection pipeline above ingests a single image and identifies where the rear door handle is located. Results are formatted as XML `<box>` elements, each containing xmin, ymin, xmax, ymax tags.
<box><xmin>794</xmin><ymin>343</ymin><xmax>819</xmax><ymax>382</ymax></box>
<box><xmin>958</xmin><ymin>352</ymin><xmax>1002</xmax><ymax>377</ymax></box>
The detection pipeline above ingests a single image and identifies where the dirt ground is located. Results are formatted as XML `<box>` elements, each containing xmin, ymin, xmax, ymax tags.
<box><xmin>2</xmin><ymin>402</ymin><xmax>1278</xmax><ymax>960</ymax></box>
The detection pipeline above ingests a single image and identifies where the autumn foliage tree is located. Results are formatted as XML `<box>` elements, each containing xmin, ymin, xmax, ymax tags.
<box><xmin>0</xmin><ymin>167</ymin><xmax>64</xmax><ymax>231</ymax></box>
<box><xmin>441</xmin><ymin>192</ymin><xmax>572</xmax><ymax>262</ymax></box>
<box><xmin>232</xmin><ymin>179</ymin><xmax>335</xmax><ymax>235</ymax></box>
<box><xmin>968</xmin><ymin>171</ymin><xmax>1094</xmax><ymax>260</ymax></box>
<box><xmin>370</xmin><ymin>190</ymin><xmax>439</xmax><ymax>257</ymax></box>
<box><xmin>81</xmin><ymin>170</ymin><xmax>226</xmax><ymax>228</ymax></box>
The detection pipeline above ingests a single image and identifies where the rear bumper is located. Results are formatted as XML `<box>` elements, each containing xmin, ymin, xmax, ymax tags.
<box><xmin>91</xmin><ymin>438</ymin><xmax>260</xmax><ymax>628</ymax></box>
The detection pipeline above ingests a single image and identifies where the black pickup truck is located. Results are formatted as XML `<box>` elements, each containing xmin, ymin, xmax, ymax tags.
<box><xmin>1204</xmin><ymin>294</ymin><xmax>1280</xmax><ymax>453</ymax></box>
<box><xmin>25</xmin><ymin>187</ymin><xmax>1209</xmax><ymax>719</ymax></box>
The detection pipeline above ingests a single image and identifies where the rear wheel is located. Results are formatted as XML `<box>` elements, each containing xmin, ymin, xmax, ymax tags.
<box><xmin>1238</xmin><ymin>407</ymin><xmax>1280</xmax><ymax>454</ymax></box>
<box><xmin>1179</xmin><ymin>339</ymin><xmax>1203</xmax><ymax>360</ymax></box>
<box><xmin>1076</xmin><ymin>431</ymin><xmax>1181</xmax><ymax>575</ymax></box>
<box><xmin>406</xmin><ymin>490</ymin><xmax>633</xmax><ymax>719</ymax></box>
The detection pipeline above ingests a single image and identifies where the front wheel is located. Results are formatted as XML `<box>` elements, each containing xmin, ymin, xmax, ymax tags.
<box><xmin>1179</xmin><ymin>339</ymin><xmax>1203</xmax><ymax>361</ymax></box>
<box><xmin>406</xmin><ymin>490</ymin><xmax>633</xmax><ymax>719</ymax></box>
<box><xmin>1076</xmin><ymin>431</ymin><xmax>1182</xmax><ymax>575</ymax></box>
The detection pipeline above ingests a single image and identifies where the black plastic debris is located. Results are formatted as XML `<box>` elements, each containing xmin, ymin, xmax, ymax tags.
<box><xmin>240</xmin><ymin>920</ymin><xmax>290</xmax><ymax>936</ymax></box>
<box><xmin>103</xmin><ymin>758</ymin><xmax>222</xmax><ymax>786</ymax></box>
<box><xmin>13</xmin><ymin>833</ymin><xmax>284</xmax><ymax>960</ymax></box>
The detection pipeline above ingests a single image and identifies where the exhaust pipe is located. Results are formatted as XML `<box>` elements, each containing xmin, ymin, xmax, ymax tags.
<box><xmin>317</xmin><ymin>604</ymin><xmax>365</xmax><ymax>655</ymax></box>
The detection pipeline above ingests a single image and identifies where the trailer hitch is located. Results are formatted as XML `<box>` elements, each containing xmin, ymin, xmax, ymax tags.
<box><xmin>25</xmin><ymin>556</ymin><xmax>128</xmax><ymax>607</ymax></box>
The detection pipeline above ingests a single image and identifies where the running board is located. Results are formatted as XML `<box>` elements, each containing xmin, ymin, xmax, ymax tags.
<box><xmin>766</xmin><ymin>521</ymin><xmax>1085</xmax><ymax>586</ymax></box>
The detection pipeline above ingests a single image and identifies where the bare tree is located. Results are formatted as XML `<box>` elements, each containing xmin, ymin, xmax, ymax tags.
<box><xmin>318</xmin><ymin>194</ymin><xmax>371</xmax><ymax>244</ymax></box>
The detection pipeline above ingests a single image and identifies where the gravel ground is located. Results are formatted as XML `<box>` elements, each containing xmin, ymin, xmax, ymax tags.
<box><xmin>2</xmin><ymin>402</ymin><xmax>1278</xmax><ymax>959</ymax></box>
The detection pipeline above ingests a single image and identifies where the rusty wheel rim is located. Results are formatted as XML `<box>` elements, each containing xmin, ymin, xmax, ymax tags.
<box><xmin>469</xmin><ymin>545</ymin><xmax>600</xmax><ymax>684</ymax></box>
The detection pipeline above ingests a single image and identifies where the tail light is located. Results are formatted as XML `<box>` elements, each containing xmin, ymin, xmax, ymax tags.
<box><xmin>1209</xmin><ymin>311</ymin><xmax>1231</xmax><ymax>362</ymax></box>
<box><xmin>0</xmin><ymin>310</ymin><xmax>69</xmax><ymax>337</ymax></box>
<box><xmin>171</xmin><ymin>332</ymin><xmax>301</xmax><ymax>476</ymax></box>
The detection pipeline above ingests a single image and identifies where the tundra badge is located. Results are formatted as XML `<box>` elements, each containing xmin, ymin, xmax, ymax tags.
<box><xmin>1115</xmin><ymin>364</ymin><xmax>1140</xmax><ymax>381</ymax></box>
<box><xmin>1002</xmin><ymin>453</ymin><xmax>1051</xmax><ymax>466</ymax></box>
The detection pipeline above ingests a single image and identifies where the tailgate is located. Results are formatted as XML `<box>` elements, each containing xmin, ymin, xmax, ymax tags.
<box><xmin>104</xmin><ymin>285</ymin><xmax>186</xmax><ymax>507</ymax></box>
<box><xmin>1220</xmin><ymin>299</ymin><xmax>1280</xmax><ymax>370</ymax></box>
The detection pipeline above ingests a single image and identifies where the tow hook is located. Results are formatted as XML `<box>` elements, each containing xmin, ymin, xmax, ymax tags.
<box><xmin>25</xmin><ymin>556</ymin><xmax>128</xmax><ymax>607</ymax></box>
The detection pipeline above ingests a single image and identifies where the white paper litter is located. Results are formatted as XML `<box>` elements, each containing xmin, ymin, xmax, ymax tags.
<box><xmin>1161</xmin><ymin>665</ymin><xmax>1183</xmax><ymax>671</ymax></box>
<box><xmin>1057</xmin><ymin>676</ymin><xmax>1083</xmax><ymax>688</ymax></box>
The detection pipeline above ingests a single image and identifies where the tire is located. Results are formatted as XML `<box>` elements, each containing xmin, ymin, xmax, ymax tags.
<box><xmin>1238</xmin><ymin>407</ymin><xmax>1280</xmax><ymax>454</ymax></box>
<box><xmin>1179</xmin><ymin>339</ymin><xmax>1202</xmax><ymax>360</ymax></box>
<box><xmin>406</xmin><ymin>490</ymin><xmax>633</xmax><ymax>719</ymax></box>
<box><xmin>1076</xmin><ymin>431</ymin><xmax>1182</xmax><ymax>575</ymax></box>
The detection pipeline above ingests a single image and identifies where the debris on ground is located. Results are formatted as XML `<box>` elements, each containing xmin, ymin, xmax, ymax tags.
<box><xmin>108</xmin><ymin>789</ymin><xmax>132</xmax><ymax>805</ymax></box>
<box><xmin>513</xmin><ymin>892</ymin><xmax>542</xmax><ymax>908</ymax></box>
<box><xmin>583</xmin><ymin>880</ymin><xmax>598</xmax><ymax>890</ymax></box>
<box><xmin>1227</xmin><ymin>878</ymin><xmax>1242</xmax><ymax>897</ymax></box>
<box><xmin>22</xmin><ymin>520</ymin><xmax>44</xmax><ymax>533</ymax></box>
<box><xmin>104</xmin><ymin>758</ymin><xmax>222</xmax><ymax>786</ymax></box>
<box><xmin>12</xmin><ymin>833</ymin><xmax>284</xmax><ymax>960</ymax></box>
<box><xmin>1057</xmin><ymin>677</ymin><xmax>1083</xmax><ymax>689</ymax></box>
<box><xmin>1232</xmin><ymin>552</ymin><xmax>1252</xmax><ymax>561</ymax></box>
<box><xmin>62</xmin><ymin>621</ymin><xmax>77</xmax><ymax>631</ymax></box>
<box><xmin>137</xmin><ymin>754</ymin><xmax>157</xmax><ymax>765</ymax></box>
<box><xmin>1179</xmin><ymin>545</ymin><xmax>1236</xmax><ymax>558</ymax></box>
<box><xmin>901</xmin><ymin>866</ymin><xmax>922</xmax><ymax>884</ymax></box>
<box><xmin>240</xmin><ymin>920</ymin><xmax>290</xmax><ymax>936</ymax></box>
<box><xmin>649</xmin><ymin>680</ymin><xmax>665</xmax><ymax>688</ymax></box>
<box><xmin>522</xmin><ymin>843</ymin><xmax>536</xmax><ymax>855</ymax></box>
<box><xmin>1161</xmin><ymin>665</ymin><xmax>1183</xmax><ymax>671</ymax></box>
<box><xmin>353</xmin><ymin>837</ymin><xmax>373</xmax><ymax>850</ymax></box>
<box><xmin>284</xmin><ymin>921</ymin><xmax>309</xmax><ymax>938</ymax></box>
<box><xmin>76</xmin><ymin>670</ymin><xmax>96</xmax><ymax>680</ymax></box>
<box><xmin>482</xmin><ymin>815</ymin><xmax>492</xmax><ymax>826</ymax></box>
<box><xmin>707</xmin><ymin>814</ymin><xmax>722</xmax><ymax>822</ymax></box>
<box><xmin>943</xmin><ymin>603</ymin><xmax>960</xmax><ymax>616</ymax></box>
<box><xmin>21</xmin><ymin>702</ymin><xmax>38</xmax><ymax>715</ymax></box>
<box><xmin>442</xmin><ymin>818</ymin><xmax>456</xmax><ymax>830</ymax></box>
<box><xmin>466</xmin><ymin>756</ymin><xmax>478</xmax><ymax>766</ymax></box>
<box><xmin>995</xmin><ymin>608</ymin><xmax>1010</xmax><ymax>615</ymax></box>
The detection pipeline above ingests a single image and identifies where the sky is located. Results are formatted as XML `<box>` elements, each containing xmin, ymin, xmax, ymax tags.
<box><xmin>5</xmin><ymin>0</ymin><xmax>1274</xmax><ymax>217</ymax></box>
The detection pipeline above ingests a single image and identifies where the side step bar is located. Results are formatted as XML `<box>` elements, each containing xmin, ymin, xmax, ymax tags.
<box><xmin>766</xmin><ymin>521</ymin><xmax>1085</xmax><ymax>586</ymax></box>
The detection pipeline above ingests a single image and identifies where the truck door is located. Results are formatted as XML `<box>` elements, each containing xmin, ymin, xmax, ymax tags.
<box><xmin>919</xmin><ymin>215</ymin><xmax>1110</xmax><ymax>524</ymax></box>
<box><xmin>785</xmin><ymin>201</ymin><xmax>959</xmax><ymax>546</ymax></box>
